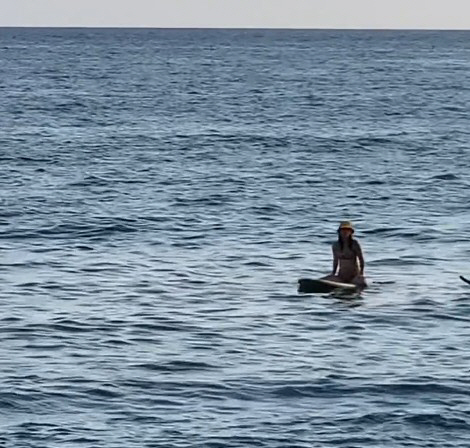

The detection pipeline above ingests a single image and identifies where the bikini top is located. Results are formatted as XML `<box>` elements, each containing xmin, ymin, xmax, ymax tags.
<box><xmin>333</xmin><ymin>240</ymin><xmax>359</xmax><ymax>261</ymax></box>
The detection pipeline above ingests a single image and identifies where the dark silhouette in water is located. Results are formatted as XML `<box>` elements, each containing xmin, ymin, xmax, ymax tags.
<box><xmin>460</xmin><ymin>276</ymin><xmax>470</xmax><ymax>285</ymax></box>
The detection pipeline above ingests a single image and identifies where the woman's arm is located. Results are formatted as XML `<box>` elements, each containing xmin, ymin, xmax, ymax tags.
<box><xmin>355</xmin><ymin>241</ymin><xmax>365</xmax><ymax>274</ymax></box>
<box><xmin>332</xmin><ymin>244</ymin><xmax>339</xmax><ymax>275</ymax></box>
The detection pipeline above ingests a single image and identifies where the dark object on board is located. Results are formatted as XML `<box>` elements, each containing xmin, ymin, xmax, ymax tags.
<box><xmin>298</xmin><ymin>278</ymin><xmax>358</xmax><ymax>294</ymax></box>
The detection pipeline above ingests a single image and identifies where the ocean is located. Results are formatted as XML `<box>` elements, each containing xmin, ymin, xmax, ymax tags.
<box><xmin>1</xmin><ymin>28</ymin><xmax>470</xmax><ymax>447</ymax></box>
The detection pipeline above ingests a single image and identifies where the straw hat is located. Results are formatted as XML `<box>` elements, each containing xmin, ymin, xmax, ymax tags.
<box><xmin>338</xmin><ymin>221</ymin><xmax>354</xmax><ymax>233</ymax></box>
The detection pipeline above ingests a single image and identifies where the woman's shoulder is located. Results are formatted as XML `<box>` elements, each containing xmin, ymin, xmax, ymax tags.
<box><xmin>331</xmin><ymin>241</ymin><xmax>340</xmax><ymax>253</ymax></box>
<box><xmin>352</xmin><ymin>238</ymin><xmax>362</xmax><ymax>249</ymax></box>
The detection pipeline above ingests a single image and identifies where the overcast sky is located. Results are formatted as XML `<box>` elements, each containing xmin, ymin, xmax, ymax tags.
<box><xmin>1</xmin><ymin>0</ymin><xmax>470</xmax><ymax>29</ymax></box>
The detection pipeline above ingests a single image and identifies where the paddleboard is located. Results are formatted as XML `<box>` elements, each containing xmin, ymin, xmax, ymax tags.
<box><xmin>298</xmin><ymin>278</ymin><xmax>357</xmax><ymax>294</ymax></box>
<box><xmin>460</xmin><ymin>276</ymin><xmax>470</xmax><ymax>285</ymax></box>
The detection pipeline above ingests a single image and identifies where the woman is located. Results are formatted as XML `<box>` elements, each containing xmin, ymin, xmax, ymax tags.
<box><xmin>324</xmin><ymin>221</ymin><xmax>367</xmax><ymax>287</ymax></box>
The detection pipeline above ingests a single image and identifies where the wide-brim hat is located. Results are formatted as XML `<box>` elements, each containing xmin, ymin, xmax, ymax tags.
<box><xmin>338</xmin><ymin>221</ymin><xmax>354</xmax><ymax>233</ymax></box>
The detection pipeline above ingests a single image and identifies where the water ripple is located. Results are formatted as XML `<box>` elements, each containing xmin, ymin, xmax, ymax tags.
<box><xmin>1</xmin><ymin>28</ymin><xmax>470</xmax><ymax>448</ymax></box>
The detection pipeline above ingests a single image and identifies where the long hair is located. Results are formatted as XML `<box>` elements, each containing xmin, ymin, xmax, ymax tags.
<box><xmin>337</xmin><ymin>231</ymin><xmax>354</xmax><ymax>251</ymax></box>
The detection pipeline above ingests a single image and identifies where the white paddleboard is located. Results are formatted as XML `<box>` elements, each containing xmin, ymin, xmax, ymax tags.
<box><xmin>298</xmin><ymin>278</ymin><xmax>357</xmax><ymax>294</ymax></box>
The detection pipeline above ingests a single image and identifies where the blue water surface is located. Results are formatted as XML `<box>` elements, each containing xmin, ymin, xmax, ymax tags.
<box><xmin>1</xmin><ymin>28</ymin><xmax>470</xmax><ymax>447</ymax></box>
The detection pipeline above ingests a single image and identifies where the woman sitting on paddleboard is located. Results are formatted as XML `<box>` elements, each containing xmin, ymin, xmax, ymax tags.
<box><xmin>324</xmin><ymin>221</ymin><xmax>366</xmax><ymax>287</ymax></box>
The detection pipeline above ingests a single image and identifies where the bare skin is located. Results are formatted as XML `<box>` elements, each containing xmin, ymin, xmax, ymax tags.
<box><xmin>323</xmin><ymin>228</ymin><xmax>367</xmax><ymax>287</ymax></box>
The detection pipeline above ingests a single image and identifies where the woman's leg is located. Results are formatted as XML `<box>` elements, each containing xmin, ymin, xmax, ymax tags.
<box><xmin>321</xmin><ymin>274</ymin><xmax>342</xmax><ymax>282</ymax></box>
<box><xmin>352</xmin><ymin>275</ymin><xmax>367</xmax><ymax>288</ymax></box>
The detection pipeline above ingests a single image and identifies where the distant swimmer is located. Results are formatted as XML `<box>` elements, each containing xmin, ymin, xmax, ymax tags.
<box><xmin>323</xmin><ymin>221</ymin><xmax>367</xmax><ymax>287</ymax></box>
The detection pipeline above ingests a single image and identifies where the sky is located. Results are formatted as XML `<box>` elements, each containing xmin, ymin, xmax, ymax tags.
<box><xmin>1</xmin><ymin>0</ymin><xmax>470</xmax><ymax>29</ymax></box>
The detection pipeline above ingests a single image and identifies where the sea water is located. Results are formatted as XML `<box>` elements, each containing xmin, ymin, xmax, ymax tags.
<box><xmin>1</xmin><ymin>28</ymin><xmax>470</xmax><ymax>447</ymax></box>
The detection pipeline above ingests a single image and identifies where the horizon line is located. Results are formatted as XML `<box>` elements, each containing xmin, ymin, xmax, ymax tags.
<box><xmin>1</xmin><ymin>26</ymin><xmax>469</xmax><ymax>31</ymax></box>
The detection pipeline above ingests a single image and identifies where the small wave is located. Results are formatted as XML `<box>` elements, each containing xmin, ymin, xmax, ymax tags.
<box><xmin>247</xmin><ymin>205</ymin><xmax>284</xmax><ymax>215</ymax></box>
<box><xmin>83</xmin><ymin>387</ymin><xmax>122</xmax><ymax>399</ymax></box>
<box><xmin>17</xmin><ymin>156</ymin><xmax>53</xmax><ymax>163</ymax></box>
<box><xmin>362</xmin><ymin>227</ymin><xmax>420</xmax><ymax>239</ymax></box>
<box><xmin>428</xmin><ymin>312</ymin><xmax>470</xmax><ymax>322</ymax></box>
<box><xmin>336</xmin><ymin>410</ymin><xmax>404</xmax><ymax>425</ymax></box>
<box><xmin>243</xmin><ymin>261</ymin><xmax>271</xmax><ymax>267</ymax></box>
<box><xmin>0</xmin><ymin>392</ymin><xmax>24</xmax><ymax>410</ymax></box>
<box><xmin>75</xmin><ymin>245</ymin><xmax>94</xmax><ymax>251</ymax></box>
<box><xmin>404</xmin><ymin>298</ymin><xmax>440</xmax><ymax>309</ymax></box>
<box><xmin>130</xmin><ymin>321</ymin><xmax>192</xmax><ymax>332</ymax></box>
<box><xmin>364</xmin><ymin>179</ymin><xmax>387</xmax><ymax>185</ymax></box>
<box><xmin>24</xmin><ymin>343</ymin><xmax>65</xmax><ymax>350</ymax></box>
<box><xmin>68</xmin><ymin>174</ymin><xmax>115</xmax><ymax>187</ymax></box>
<box><xmin>252</xmin><ymin>380</ymin><xmax>470</xmax><ymax>401</ymax></box>
<box><xmin>133</xmin><ymin>360</ymin><xmax>216</xmax><ymax>372</ymax></box>
<box><xmin>47</xmin><ymin>322</ymin><xmax>94</xmax><ymax>334</ymax></box>
<box><xmin>356</xmin><ymin>136</ymin><xmax>396</xmax><ymax>146</ymax></box>
<box><xmin>0</xmin><ymin>219</ymin><xmax>139</xmax><ymax>240</ymax></box>
<box><xmin>173</xmin><ymin>194</ymin><xmax>232</xmax><ymax>207</ymax></box>
<box><xmin>431</xmin><ymin>173</ymin><xmax>459</xmax><ymax>181</ymax></box>
<box><xmin>0</xmin><ymin>317</ymin><xmax>22</xmax><ymax>323</ymax></box>
<box><xmin>405</xmin><ymin>412</ymin><xmax>470</xmax><ymax>429</ymax></box>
